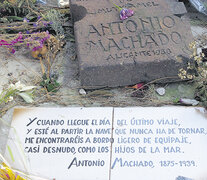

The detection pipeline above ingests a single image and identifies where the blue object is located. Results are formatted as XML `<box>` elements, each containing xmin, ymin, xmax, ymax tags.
<box><xmin>36</xmin><ymin>0</ymin><xmax>47</xmax><ymax>4</ymax></box>
<box><xmin>176</xmin><ymin>176</ymin><xmax>193</xmax><ymax>180</ymax></box>
<box><xmin>189</xmin><ymin>0</ymin><xmax>207</xmax><ymax>15</ymax></box>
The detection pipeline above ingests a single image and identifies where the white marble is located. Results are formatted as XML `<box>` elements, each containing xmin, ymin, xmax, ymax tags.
<box><xmin>5</xmin><ymin>107</ymin><xmax>113</xmax><ymax>180</ymax></box>
<box><xmin>111</xmin><ymin>107</ymin><xmax>207</xmax><ymax>180</ymax></box>
<box><xmin>5</xmin><ymin>107</ymin><xmax>207</xmax><ymax>180</ymax></box>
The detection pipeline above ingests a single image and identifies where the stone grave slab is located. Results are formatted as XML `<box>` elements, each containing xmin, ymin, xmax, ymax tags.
<box><xmin>5</xmin><ymin>107</ymin><xmax>207</xmax><ymax>180</ymax></box>
<box><xmin>70</xmin><ymin>0</ymin><xmax>193</xmax><ymax>88</ymax></box>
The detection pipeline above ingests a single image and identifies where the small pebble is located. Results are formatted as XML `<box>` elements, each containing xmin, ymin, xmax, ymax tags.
<box><xmin>59</xmin><ymin>0</ymin><xmax>69</xmax><ymax>7</ymax></box>
<box><xmin>180</xmin><ymin>98</ymin><xmax>199</xmax><ymax>106</ymax></box>
<box><xmin>79</xmin><ymin>89</ymin><xmax>87</xmax><ymax>95</ymax></box>
<box><xmin>156</xmin><ymin>87</ymin><xmax>166</xmax><ymax>96</ymax></box>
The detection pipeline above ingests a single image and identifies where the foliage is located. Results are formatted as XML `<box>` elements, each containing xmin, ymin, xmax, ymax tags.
<box><xmin>44</xmin><ymin>9</ymin><xmax>65</xmax><ymax>37</ymax></box>
<box><xmin>0</xmin><ymin>0</ymin><xmax>69</xmax><ymax>99</ymax></box>
<box><xmin>0</xmin><ymin>88</ymin><xmax>17</xmax><ymax>105</ymax></box>
<box><xmin>178</xmin><ymin>38</ymin><xmax>207</xmax><ymax>107</ymax></box>
<box><xmin>40</xmin><ymin>74</ymin><xmax>60</xmax><ymax>92</ymax></box>
<box><xmin>0</xmin><ymin>0</ymin><xmax>37</xmax><ymax>23</ymax></box>
<box><xmin>0</xmin><ymin>81</ymin><xmax>36</xmax><ymax>105</ymax></box>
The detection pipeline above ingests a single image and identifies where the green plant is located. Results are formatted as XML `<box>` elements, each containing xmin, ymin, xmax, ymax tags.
<box><xmin>178</xmin><ymin>39</ymin><xmax>207</xmax><ymax>107</ymax></box>
<box><xmin>44</xmin><ymin>9</ymin><xmax>65</xmax><ymax>37</ymax></box>
<box><xmin>0</xmin><ymin>88</ymin><xmax>17</xmax><ymax>105</ymax></box>
<box><xmin>40</xmin><ymin>74</ymin><xmax>60</xmax><ymax>92</ymax></box>
<box><xmin>0</xmin><ymin>81</ymin><xmax>37</xmax><ymax>105</ymax></box>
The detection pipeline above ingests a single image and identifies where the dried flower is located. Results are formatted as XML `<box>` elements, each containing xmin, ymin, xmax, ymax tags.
<box><xmin>33</xmin><ymin>18</ymin><xmax>53</xmax><ymax>28</ymax></box>
<box><xmin>24</xmin><ymin>31</ymin><xmax>50</xmax><ymax>52</ymax></box>
<box><xmin>23</xmin><ymin>18</ymin><xmax>29</xmax><ymax>23</ymax></box>
<box><xmin>0</xmin><ymin>32</ymin><xmax>23</xmax><ymax>54</ymax></box>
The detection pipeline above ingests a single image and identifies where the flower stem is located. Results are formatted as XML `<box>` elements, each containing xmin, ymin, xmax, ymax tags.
<box><xmin>109</xmin><ymin>0</ymin><xmax>122</xmax><ymax>11</ymax></box>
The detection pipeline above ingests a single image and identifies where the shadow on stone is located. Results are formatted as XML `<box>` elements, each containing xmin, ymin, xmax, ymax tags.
<box><xmin>70</xmin><ymin>4</ymin><xmax>87</xmax><ymax>22</ymax></box>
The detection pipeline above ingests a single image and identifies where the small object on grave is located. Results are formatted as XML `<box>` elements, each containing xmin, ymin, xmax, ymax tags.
<box><xmin>0</xmin><ymin>162</ymin><xmax>26</xmax><ymax>180</ymax></box>
<box><xmin>0</xmin><ymin>153</ymin><xmax>26</xmax><ymax>180</ymax></box>
<box><xmin>180</xmin><ymin>98</ymin><xmax>199</xmax><ymax>106</ymax></box>
<box><xmin>197</xmin><ymin>46</ymin><xmax>207</xmax><ymax>57</ymax></box>
<box><xmin>31</xmin><ymin>45</ymin><xmax>48</xmax><ymax>60</ymax></box>
<box><xmin>119</xmin><ymin>8</ymin><xmax>134</xmax><ymax>20</ymax></box>
<box><xmin>189</xmin><ymin>0</ymin><xmax>207</xmax><ymax>15</ymax></box>
<box><xmin>156</xmin><ymin>87</ymin><xmax>166</xmax><ymax>96</ymax></box>
<box><xmin>58</xmin><ymin>0</ymin><xmax>69</xmax><ymax>7</ymax></box>
<box><xmin>36</xmin><ymin>0</ymin><xmax>47</xmax><ymax>4</ymax></box>
<box><xmin>109</xmin><ymin>0</ymin><xmax>134</xmax><ymax>20</ymax></box>
<box><xmin>79</xmin><ymin>88</ymin><xmax>87</xmax><ymax>95</ymax></box>
<box><xmin>36</xmin><ymin>0</ymin><xmax>60</xmax><ymax>7</ymax></box>
<box><xmin>132</xmin><ymin>83</ymin><xmax>145</xmax><ymax>90</ymax></box>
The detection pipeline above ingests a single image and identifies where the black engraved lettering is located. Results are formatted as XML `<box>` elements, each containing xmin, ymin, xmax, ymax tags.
<box><xmin>125</xmin><ymin>20</ymin><xmax>138</xmax><ymax>33</ymax></box>
<box><xmin>162</xmin><ymin>16</ymin><xmax>175</xmax><ymax>29</ymax></box>
<box><xmin>144</xmin><ymin>34</ymin><xmax>159</xmax><ymax>47</ymax></box>
<box><xmin>171</xmin><ymin>31</ymin><xmax>182</xmax><ymax>44</ymax></box>
<box><xmin>108</xmin><ymin>38</ymin><xmax>122</xmax><ymax>51</ymax></box>
<box><xmin>120</xmin><ymin>37</ymin><xmax>130</xmax><ymax>49</ymax></box>
<box><xmin>88</xmin><ymin>25</ymin><xmax>101</xmax><ymax>37</ymax></box>
<box><xmin>158</xmin><ymin>33</ymin><xmax>169</xmax><ymax>45</ymax></box>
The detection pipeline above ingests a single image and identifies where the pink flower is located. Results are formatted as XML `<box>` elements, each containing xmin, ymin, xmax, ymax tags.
<box><xmin>10</xmin><ymin>48</ymin><xmax>16</xmax><ymax>54</ymax></box>
<box><xmin>11</xmin><ymin>33</ymin><xmax>23</xmax><ymax>45</ymax></box>
<box><xmin>0</xmin><ymin>40</ymin><xmax>11</xmax><ymax>46</ymax></box>
<box><xmin>110</xmin><ymin>1</ymin><xmax>134</xmax><ymax>20</ymax></box>
<box><xmin>120</xmin><ymin>8</ymin><xmax>134</xmax><ymax>20</ymax></box>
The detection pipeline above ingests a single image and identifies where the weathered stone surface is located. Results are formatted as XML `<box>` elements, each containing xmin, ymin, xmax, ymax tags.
<box><xmin>70</xmin><ymin>0</ymin><xmax>193</xmax><ymax>88</ymax></box>
<box><xmin>167</xmin><ymin>1</ymin><xmax>187</xmax><ymax>15</ymax></box>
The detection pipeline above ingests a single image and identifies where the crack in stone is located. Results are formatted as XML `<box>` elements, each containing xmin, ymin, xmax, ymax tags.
<box><xmin>109</xmin><ymin>107</ymin><xmax>115</xmax><ymax>180</ymax></box>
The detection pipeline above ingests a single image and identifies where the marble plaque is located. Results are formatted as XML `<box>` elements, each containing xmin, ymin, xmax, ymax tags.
<box><xmin>5</xmin><ymin>107</ymin><xmax>207</xmax><ymax>180</ymax></box>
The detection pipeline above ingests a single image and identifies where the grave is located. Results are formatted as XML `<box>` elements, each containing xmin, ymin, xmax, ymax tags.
<box><xmin>5</xmin><ymin>107</ymin><xmax>207</xmax><ymax>180</ymax></box>
<box><xmin>70</xmin><ymin>0</ymin><xmax>193</xmax><ymax>88</ymax></box>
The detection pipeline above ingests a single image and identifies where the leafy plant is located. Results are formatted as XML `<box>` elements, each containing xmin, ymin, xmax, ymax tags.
<box><xmin>40</xmin><ymin>73</ymin><xmax>60</xmax><ymax>92</ymax></box>
<box><xmin>0</xmin><ymin>88</ymin><xmax>17</xmax><ymax>105</ymax></box>
<box><xmin>178</xmin><ymin>39</ymin><xmax>207</xmax><ymax>107</ymax></box>
<box><xmin>44</xmin><ymin>9</ymin><xmax>65</xmax><ymax>37</ymax></box>
<box><xmin>0</xmin><ymin>81</ymin><xmax>37</xmax><ymax>105</ymax></box>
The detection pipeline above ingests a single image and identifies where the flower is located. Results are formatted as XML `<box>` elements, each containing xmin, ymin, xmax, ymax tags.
<box><xmin>7</xmin><ymin>81</ymin><xmax>36</xmax><ymax>103</ymax></box>
<box><xmin>9</xmin><ymin>81</ymin><xmax>36</xmax><ymax>92</ymax></box>
<box><xmin>7</xmin><ymin>96</ymin><xmax>14</xmax><ymax>102</ymax></box>
<box><xmin>110</xmin><ymin>1</ymin><xmax>134</xmax><ymax>20</ymax></box>
<box><xmin>23</xmin><ymin>18</ymin><xmax>29</xmax><ymax>23</ymax></box>
<box><xmin>33</xmin><ymin>23</ymin><xmax>38</xmax><ymax>27</ymax></box>
<box><xmin>120</xmin><ymin>8</ymin><xmax>134</xmax><ymax>20</ymax></box>
<box><xmin>9</xmin><ymin>48</ymin><xmax>15</xmax><ymax>54</ymax></box>
<box><xmin>0</xmin><ymin>163</ymin><xmax>25</xmax><ymax>180</ymax></box>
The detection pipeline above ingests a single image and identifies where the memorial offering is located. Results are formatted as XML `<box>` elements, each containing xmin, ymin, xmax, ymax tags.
<box><xmin>5</xmin><ymin>107</ymin><xmax>207</xmax><ymax>180</ymax></box>
<box><xmin>70</xmin><ymin>0</ymin><xmax>193</xmax><ymax>88</ymax></box>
